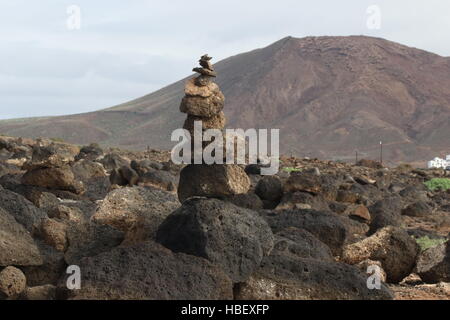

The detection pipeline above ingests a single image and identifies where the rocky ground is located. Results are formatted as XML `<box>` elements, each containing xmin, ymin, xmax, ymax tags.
<box><xmin>0</xmin><ymin>135</ymin><xmax>449</xmax><ymax>300</ymax></box>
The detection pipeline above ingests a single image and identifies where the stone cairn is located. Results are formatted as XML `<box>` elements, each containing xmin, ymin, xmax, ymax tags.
<box><xmin>177</xmin><ymin>55</ymin><xmax>250</xmax><ymax>202</ymax></box>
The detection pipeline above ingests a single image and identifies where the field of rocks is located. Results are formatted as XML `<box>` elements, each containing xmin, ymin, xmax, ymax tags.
<box><xmin>0</xmin><ymin>135</ymin><xmax>449</xmax><ymax>300</ymax></box>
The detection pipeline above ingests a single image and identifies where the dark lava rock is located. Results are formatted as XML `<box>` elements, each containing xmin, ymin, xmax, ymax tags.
<box><xmin>156</xmin><ymin>198</ymin><xmax>274</xmax><ymax>283</ymax></box>
<box><xmin>342</xmin><ymin>226</ymin><xmax>419</xmax><ymax>283</ymax></box>
<box><xmin>274</xmin><ymin>227</ymin><xmax>333</xmax><ymax>261</ymax></box>
<box><xmin>0</xmin><ymin>186</ymin><xmax>47</xmax><ymax>233</ymax></box>
<box><xmin>235</xmin><ymin>253</ymin><xmax>393</xmax><ymax>300</ymax></box>
<box><xmin>59</xmin><ymin>241</ymin><xmax>233</xmax><ymax>300</ymax></box>
<box><xmin>259</xmin><ymin>208</ymin><xmax>349</xmax><ymax>256</ymax></box>
<box><xmin>255</xmin><ymin>176</ymin><xmax>283</xmax><ymax>202</ymax></box>
<box><xmin>416</xmin><ymin>241</ymin><xmax>450</xmax><ymax>283</ymax></box>
<box><xmin>0</xmin><ymin>207</ymin><xmax>43</xmax><ymax>267</ymax></box>
<box><xmin>368</xmin><ymin>197</ymin><xmax>403</xmax><ymax>235</ymax></box>
<box><xmin>402</xmin><ymin>201</ymin><xmax>433</xmax><ymax>217</ymax></box>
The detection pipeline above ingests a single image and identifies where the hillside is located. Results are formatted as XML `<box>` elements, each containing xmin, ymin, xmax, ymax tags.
<box><xmin>1</xmin><ymin>36</ymin><xmax>450</xmax><ymax>166</ymax></box>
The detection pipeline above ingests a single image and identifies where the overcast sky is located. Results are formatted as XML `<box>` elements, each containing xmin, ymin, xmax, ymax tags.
<box><xmin>0</xmin><ymin>0</ymin><xmax>449</xmax><ymax>120</ymax></box>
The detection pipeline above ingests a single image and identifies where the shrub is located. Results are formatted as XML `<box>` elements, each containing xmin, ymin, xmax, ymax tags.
<box><xmin>415</xmin><ymin>236</ymin><xmax>447</xmax><ymax>252</ymax></box>
<box><xmin>424</xmin><ymin>178</ymin><xmax>450</xmax><ymax>192</ymax></box>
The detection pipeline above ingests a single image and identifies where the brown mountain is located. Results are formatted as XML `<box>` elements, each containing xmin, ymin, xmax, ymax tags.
<box><xmin>1</xmin><ymin>36</ymin><xmax>450</xmax><ymax>166</ymax></box>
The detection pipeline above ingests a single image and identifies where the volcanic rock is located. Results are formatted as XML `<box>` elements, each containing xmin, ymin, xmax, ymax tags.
<box><xmin>177</xmin><ymin>164</ymin><xmax>250</xmax><ymax>202</ymax></box>
<box><xmin>156</xmin><ymin>198</ymin><xmax>274</xmax><ymax>283</ymax></box>
<box><xmin>60</xmin><ymin>241</ymin><xmax>233</xmax><ymax>300</ymax></box>
<box><xmin>341</xmin><ymin>226</ymin><xmax>419</xmax><ymax>283</ymax></box>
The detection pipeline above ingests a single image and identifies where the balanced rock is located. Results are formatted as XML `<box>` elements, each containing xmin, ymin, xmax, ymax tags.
<box><xmin>180</xmin><ymin>92</ymin><xmax>225</xmax><ymax>117</ymax></box>
<box><xmin>177</xmin><ymin>164</ymin><xmax>250</xmax><ymax>202</ymax></box>
<box><xmin>184</xmin><ymin>78</ymin><xmax>219</xmax><ymax>98</ymax></box>
<box><xmin>183</xmin><ymin>111</ymin><xmax>226</xmax><ymax>134</ymax></box>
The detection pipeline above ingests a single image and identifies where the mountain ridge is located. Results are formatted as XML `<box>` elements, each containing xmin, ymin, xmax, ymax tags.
<box><xmin>1</xmin><ymin>35</ymin><xmax>450</xmax><ymax>166</ymax></box>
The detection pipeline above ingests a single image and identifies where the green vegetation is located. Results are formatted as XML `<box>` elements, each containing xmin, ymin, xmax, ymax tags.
<box><xmin>282</xmin><ymin>167</ymin><xmax>302</xmax><ymax>173</ymax></box>
<box><xmin>50</xmin><ymin>137</ymin><xmax>65</xmax><ymax>143</ymax></box>
<box><xmin>424</xmin><ymin>178</ymin><xmax>450</xmax><ymax>192</ymax></box>
<box><xmin>415</xmin><ymin>236</ymin><xmax>447</xmax><ymax>252</ymax></box>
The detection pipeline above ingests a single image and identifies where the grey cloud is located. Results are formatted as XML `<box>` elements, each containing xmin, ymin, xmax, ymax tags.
<box><xmin>0</xmin><ymin>0</ymin><xmax>449</xmax><ymax>119</ymax></box>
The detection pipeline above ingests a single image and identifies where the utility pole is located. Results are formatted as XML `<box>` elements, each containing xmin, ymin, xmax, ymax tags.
<box><xmin>355</xmin><ymin>150</ymin><xmax>358</xmax><ymax>164</ymax></box>
<box><xmin>379</xmin><ymin>141</ymin><xmax>383</xmax><ymax>165</ymax></box>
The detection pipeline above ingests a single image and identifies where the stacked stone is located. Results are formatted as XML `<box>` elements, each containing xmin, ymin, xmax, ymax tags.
<box><xmin>177</xmin><ymin>55</ymin><xmax>250</xmax><ymax>202</ymax></box>
<box><xmin>180</xmin><ymin>54</ymin><xmax>226</xmax><ymax>138</ymax></box>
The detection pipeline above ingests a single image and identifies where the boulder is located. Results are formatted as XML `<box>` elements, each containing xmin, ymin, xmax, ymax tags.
<box><xmin>92</xmin><ymin>186</ymin><xmax>180</xmax><ymax>238</ymax></box>
<box><xmin>260</xmin><ymin>209</ymin><xmax>349</xmax><ymax>256</ymax></box>
<box><xmin>235</xmin><ymin>254</ymin><xmax>393</xmax><ymax>300</ymax></box>
<box><xmin>255</xmin><ymin>175</ymin><xmax>283</xmax><ymax>202</ymax></box>
<box><xmin>109</xmin><ymin>168</ymin><xmax>127</xmax><ymax>186</ymax></box>
<box><xmin>177</xmin><ymin>164</ymin><xmax>250</xmax><ymax>202</ymax></box>
<box><xmin>402</xmin><ymin>201</ymin><xmax>433</xmax><ymax>217</ymax></box>
<box><xmin>138</xmin><ymin>168</ymin><xmax>178</xmax><ymax>192</ymax></box>
<box><xmin>156</xmin><ymin>198</ymin><xmax>274</xmax><ymax>283</ymax></box>
<box><xmin>22</xmin><ymin>189</ymin><xmax>59</xmax><ymax>211</ymax></box>
<box><xmin>336</xmin><ymin>190</ymin><xmax>360</xmax><ymax>204</ymax></box>
<box><xmin>97</xmin><ymin>153</ymin><xmax>129</xmax><ymax>171</ymax></box>
<box><xmin>21</xmin><ymin>285</ymin><xmax>57</xmax><ymax>300</ymax></box>
<box><xmin>225</xmin><ymin>192</ymin><xmax>264</xmax><ymax>210</ymax></box>
<box><xmin>284</xmin><ymin>172</ymin><xmax>323</xmax><ymax>194</ymax></box>
<box><xmin>342</xmin><ymin>226</ymin><xmax>419</xmax><ymax>283</ymax></box>
<box><xmin>180</xmin><ymin>91</ymin><xmax>225</xmax><ymax>117</ymax></box>
<box><xmin>60</xmin><ymin>241</ymin><xmax>233</xmax><ymax>300</ymax></box>
<box><xmin>22</xmin><ymin>143</ymin><xmax>78</xmax><ymax>170</ymax></box>
<box><xmin>0</xmin><ymin>266</ymin><xmax>27</xmax><ymax>299</ymax></box>
<box><xmin>0</xmin><ymin>207</ymin><xmax>43</xmax><ymax>267</ymax></box>
<box><xmin>368</xmin><ymin>197</ymin><xmax>403</xmax><ymax>234</ymax></box>
<box><xmin>184</xmin><ymin>77</ymin><xmax>219</xmax><ymax>98</ymax></box>
<box><xmin>39</xmin><ymin>218</ymin><xmax>68</xmax><ymax>252</ymax></box>
<box><xmin>0</xmin><ymin>188</ymin><xmax>47</xmax><ymax>232</ymax></box>
<box><xmin>130</xmin><ymin>159</ymin><xmax>163</xmax><ymax>175</ymax></box>
<box><xmin>75</xmin><ymin>143</ymin><xmax>103</xmax><ymax>161</ymax></box>
<box><xmin>64</xmin><ymin>221</ymin><xmax>124</xmax><ymax>265</ymax></box>
<box><xmin>274</xmin><ymin>227</ymin><xmax>333</xmax><ymax>261</ymax></box>
<box><xmin>355</xmin><ymin>260</ymin><xmax>387</xmax><ymax>283</ymax></box>
<box><xmin>48</xmin><ymin>205</ymin><xmax>84</xmax><ymax>223</ymax></box>
<box><xmin>344</xmin><ymin>204</ymin><xmax>371</xmax><ymax>223</ymax></box>
<box><xmin>21</xmin><ymin>241</ymin><xmax>66</xmax><ymax>287</ymax></box>
<box><xmin>71</xmin><ymin>159</ymin><xmax>106</xmax><ymax>181</ymax></box>
<box><xmin>416</xmin><ymin>242</ymin><xmax>450</xmax><ymax>283</ymax></box>
<box><xmin>183</xmin><ymin>112</ymin><xmax>226</xmax><ymax>135</ymax></box>
<box><xmin>276</xmin><ymin>191</ymin><xmax>330</xmax><ymax>211</ymax></box>
<box><xmin>22</xmin><ymin>166</ymin><xmax>85</xmax><ymax>194</ymax></box>
<box><xmin>119</xmin><ymin>165</ymin><xmax>139</xmax><ymax>186</ymax></box>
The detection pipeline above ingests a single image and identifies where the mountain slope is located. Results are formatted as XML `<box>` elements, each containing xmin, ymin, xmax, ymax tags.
<box><xmin>1</xmin><ymin>36</ymin><xmax>450</xmax><ymax>165</ymax></box>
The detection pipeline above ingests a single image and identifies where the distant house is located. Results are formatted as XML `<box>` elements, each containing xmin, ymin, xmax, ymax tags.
<box><xmin>427</xmin><ymin>155</ymin><xmax>450</xmax><ymax>169</ymax></box>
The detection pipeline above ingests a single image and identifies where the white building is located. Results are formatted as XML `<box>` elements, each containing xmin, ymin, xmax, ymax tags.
<box><xmin>427</xmin><ymin>155</ymin><xmax>450</xmax><ymax>169</ymax></box>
